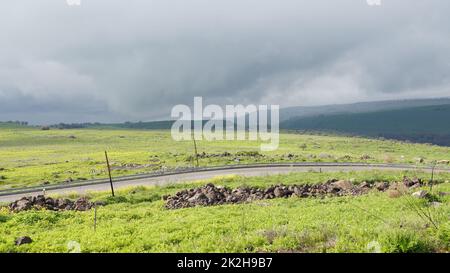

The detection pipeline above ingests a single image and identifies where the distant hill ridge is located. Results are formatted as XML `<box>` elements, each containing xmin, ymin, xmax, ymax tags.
<box><xmin>3</xmin><ymin>98</ymin><xmax>450</xmax><ymax>146</ymax></box>
<box><xmin>281</xmin><ymin>104</ymin><xmax>450</xmax><ymax>146</ymax></box>
<box><xmin>280</xmin><ymin>97</ymin><xmax>450</xmax><ymax>121</ymax></box>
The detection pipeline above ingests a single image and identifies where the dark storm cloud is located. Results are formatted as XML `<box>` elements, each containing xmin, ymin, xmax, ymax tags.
<box><xmin>1</xmin><ymin>0</ymin><xmax>450</xmax><ymax>124</ymax></box>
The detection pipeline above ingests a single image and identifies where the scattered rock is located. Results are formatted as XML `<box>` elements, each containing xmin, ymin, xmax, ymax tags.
<box><xmin>340</xmin><ymin>155</ymin><xmax>352</xmax><ymax>160</ymax></box>
<box><xmin>387</xmin><ymin>189</ymin><xmax>402</xmax><ymax>198</ymax></box>
<box><xmin>430</xmin><ymin>202</ymin><xmax>442</xmax><ymax>208</ymax></box>
<box><xmin>389</xmin><ymin>182</ymin><xmax>408</xmax><ymax>194</ymax></box>
<box><xmin>318</xmin><ymin>153</ymin><xmax>332</xmax><ymax>159</ymax></box>
<box><xmin>162</xmin><ymin>195</ymin><xmax>170</xmax><ymax>201</ymax></box>
<box><xmin>412</xmin><ymin>190</ymin><xmax>428</xmax><ymax>199</ymax></box>
<box><xmin>358</xmin><ymin>182</ymin><xmax>371</xmax><ymax>193</ymax></box>
<box><xmin>13</xmin><ymin>198</ymin><xmax>33</xmax><ymax>212</ymax></box>
<box><xmin>374</xmin><ymin>182</ymin><xmax>389</xmax><ymax>191</ymax></box>
<box><xmin>415</xmin><ymin>157</ymin><xmax>425</xmax><ymax>163</ymax></box>
<box><xmin>15</xmin><ymin>236</ymin><xmax>32</xmax><ymax>246</ymax></box>
<box><xmin>402</xmin><ymin>176</ymin><xmax>422</xmax><ymax>188</ymax></box>
<box><xmin>285</xmin><ymin>153</ymin><xmax>295</xmax><ymax>159</ymax></box>
<box><xmin>331</xmin><ymin>180</ymin><xmax>353</xmax><ymax>191</ymax></box>
<box><xmin>73</xmin><ymin>197</ymin><xmax>92</xmax><ymax>211</ymax></box>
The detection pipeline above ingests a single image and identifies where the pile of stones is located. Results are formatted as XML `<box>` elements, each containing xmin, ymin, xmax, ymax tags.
<box><xmin>9</xmin><ymin>195</ymin><xmax>103</xmax><ymax>212</ymax></box>
<box><xmin>164</xmin><ymin>176</ymin><xmax>424</xmax><ymax>209</ymax></box>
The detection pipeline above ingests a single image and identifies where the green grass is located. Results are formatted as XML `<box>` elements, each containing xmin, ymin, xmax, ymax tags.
<box><xmin>1</xmin><ymin>127</ymin><xmax>449</xmax><ymax>189</ymax></box>
<box><xmin>1</xmin><ymin>171</ymin><xmax>449</xmax><ymax>253</ymax></box>
<box><xmin>1</xmin><ymin>126</ymin><xmax>449</xmax><ymax>253</ymax></box>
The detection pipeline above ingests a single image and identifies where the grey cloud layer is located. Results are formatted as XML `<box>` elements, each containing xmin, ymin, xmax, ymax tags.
<box><xmin>1</xmin><ymin>0</ymin><xmax>450</xmax><ymax>124</ymax></box>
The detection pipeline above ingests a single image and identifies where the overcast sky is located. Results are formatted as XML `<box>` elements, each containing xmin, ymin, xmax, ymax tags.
<box><xmin>1</xmin><ymin>0</ymin><xmax>450</xmax><ymax>124</ymax></box>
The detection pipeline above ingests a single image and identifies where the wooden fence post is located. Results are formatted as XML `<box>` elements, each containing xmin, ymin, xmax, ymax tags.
<box><xmin>105</xmin><ymin>151</ymin><xmax>115</xmax><ymax>197</ymax></box>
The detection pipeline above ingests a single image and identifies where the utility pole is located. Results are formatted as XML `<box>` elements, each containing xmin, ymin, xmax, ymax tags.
<box><xmin>104</xmin><ymin>151</ymin><xmax>115</xmax><ymax>197</ymax></box>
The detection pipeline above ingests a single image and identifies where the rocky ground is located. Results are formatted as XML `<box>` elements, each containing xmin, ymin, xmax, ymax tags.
<box><xmin>8</xmin><ymin>195</ymin><xmax>104</xmax><ymax>213</ymax></box>
<box><xmin>164</xmin><ymin>177</ymin><xmax>425</xmax><ymax>209</ymax></box>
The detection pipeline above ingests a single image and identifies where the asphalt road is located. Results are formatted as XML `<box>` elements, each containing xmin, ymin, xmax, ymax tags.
<box><xmin>0</xmin><ymin>163</ymin><xmax>448</xmax><ymax>203</ymax></box>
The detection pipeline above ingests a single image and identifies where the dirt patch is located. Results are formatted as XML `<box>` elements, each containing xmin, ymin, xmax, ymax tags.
<box><xmin>164</xmin><ymin>176</ymin><xmax>424</xmax><ymax>210</ymax></box>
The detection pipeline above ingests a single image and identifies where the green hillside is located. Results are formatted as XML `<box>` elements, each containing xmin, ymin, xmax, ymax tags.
<box><xmin>280</xmin><ymin>98</ymin><xmax>450</xmax><ymax>121</ymax></box>
<box><xmin>281</xmin><ymin>104</ymin><xmax>450</xmax><ymax>146</ymax></box>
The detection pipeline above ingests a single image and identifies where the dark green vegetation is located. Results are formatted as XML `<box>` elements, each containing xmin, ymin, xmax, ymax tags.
<box><xmin>1</xmin><ymin>171</ymin><xmax>449</xmax><ymax>253</ymax></box>
<box><xmin>280</xmin><ymin>98</ymin><xmax>450</xmax><ymax>121</ymax></box>
<box><xmin>281</xmin><ymin>104</ymin><xmax>450</xmax><ymax>146</ymax></box>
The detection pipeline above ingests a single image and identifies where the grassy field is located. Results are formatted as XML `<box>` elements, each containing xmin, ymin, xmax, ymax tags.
<box><xmin>1</xmin><ymin>125</ymin><xmax>450</xmax><ymax>189</ymax></box>
<box><xmin>1</xmin><ymin>125</ymin><xmax>449</xmax><ymax>253</ymax></box>
<box><xmin>0</xmin><ymin>171</ymin><xmax>449</xmax><ymax>253</ymax></box>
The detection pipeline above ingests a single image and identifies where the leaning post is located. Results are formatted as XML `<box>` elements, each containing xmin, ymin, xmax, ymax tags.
<box><xmin>104</xmin><ymin>151</ymin><xmax>115</xmax><ymax>197</ymax></box>
<box><xmin>192</xmin><ymin>131</ymin><xmax>199</xmax><ymax>168</ymax></box>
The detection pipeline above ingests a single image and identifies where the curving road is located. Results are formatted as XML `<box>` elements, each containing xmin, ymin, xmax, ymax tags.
<box><xmin>0</xmin><ymin>163</ymin><xmax>448</xmax><ymax>203</ymax></box>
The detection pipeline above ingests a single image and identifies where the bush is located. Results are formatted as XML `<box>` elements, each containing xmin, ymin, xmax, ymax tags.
<box><xmin>105</xmin><ymin>196</ymin><xmax>128</xmax><ymax>204</ymax></box>
<box><xmin>236</xmin><ymin>151</ymin><xmax>261</xmax><ymax>157</ymax></box>
<box><xmin>436</xmin><ymin>222</ymin><xmax>450</xmax><ymax>250</ymax></box>
<box><xmin>380</xmin><ymin>230</ymin><xmax>434</xmax><ymax>253</ymax></box>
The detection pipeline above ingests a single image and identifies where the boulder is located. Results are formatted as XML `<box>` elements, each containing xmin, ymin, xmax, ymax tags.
<box><xmin>403</xmin><ymin>177</ymin><xmax>422</xmax><ymax>188</ymax></box>
<box><xmin>374</xmin><ymin>182</ymin><xmax>389</xmax><ymax>191</ymax></box>
<box><xmin>359</xmin><ymin>182</ymin><xmax>371</xmax><ymax>189</ymax></box>
<box><xmin>430</xmin><ymin>202</ymin><xmax>442</xmax><ymax>208</ymax></box>
<box><xmin>412</xmin><ymin>190</ymin><xmax>428</xmax><ymax>199</ymax></box>
<box><xmin>437</xmin><ymin>160</ymin><xmax>449</xmax><ymax>165</ymax></box>
<box><xmin>331</xmin><ymin>180</ymin><xmax>353</xmax><ymax>191</ymax></box>
<box><xmin>10</xmin><ymin>198</ymin><xmax>32</xmax><ymax>212</ymax></box>
<box><xmin>415</xmin><ymin>157</ymin><xmax>425</xmax><ymax>163</ymax></box>
<box><xmin>15</xmin><ymin>236</ymin><xmax>32</xmax><ymax>246</ymax></box>
<box><xmin>387</xmin><ymin>189</ymin><xmax>402</xmax><ymax>198</ymax></box>
<box><xmin>273</xmin><ymin>187</ymin><xmax>284</xmax><ymax>198</ymax></box>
